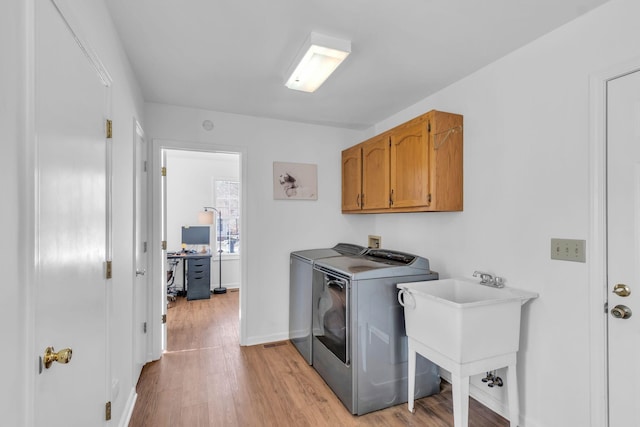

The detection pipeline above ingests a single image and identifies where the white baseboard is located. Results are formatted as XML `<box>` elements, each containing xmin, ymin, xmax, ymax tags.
<box><xmin>118</xmin><ymin>387</ymin><xmax>137</xmax><ymax>427</ymax></box>
<box><xmin>243</xmin><ymin>331</ymin><xmax>290</xmax><ymax>346</ymax></box>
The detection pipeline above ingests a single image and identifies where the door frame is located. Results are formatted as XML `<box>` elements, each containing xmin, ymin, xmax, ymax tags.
<box><xmin>588</xmin><ymin>56</ymin><xmax>640</xmax><ymax>427</ymax></box>
<box><xmin>149</xmin><ymin>138</ymin><xmax>248</xmax><ymax>359</ymax></box>
<box><xmin>133</xmin><ymin>119</ymin><xmax>151</xmax><ymax>371</ymax></box>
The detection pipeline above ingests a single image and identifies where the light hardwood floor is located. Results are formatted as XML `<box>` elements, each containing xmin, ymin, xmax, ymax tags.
<box><xmin>129</xmin><ymin>290</ymin><xmax>508</xmax><ymax>426</ymax></box>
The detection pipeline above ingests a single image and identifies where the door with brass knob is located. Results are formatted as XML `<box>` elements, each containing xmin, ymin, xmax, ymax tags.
<box><xmin>606</xmin><ymin>69</ymin><xmax>640</xmax><ymax>425</ymax></box>
<box><xmin>34</xmin><ymin>1</ymin><xmax>110</xmax><ymax>425</ymax></box>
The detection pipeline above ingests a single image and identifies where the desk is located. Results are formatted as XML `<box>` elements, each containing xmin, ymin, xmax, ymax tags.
<box><xmin>167</xmin><ymin>252</ymin><xmax>212</xmax><ymax>300</ymax></box>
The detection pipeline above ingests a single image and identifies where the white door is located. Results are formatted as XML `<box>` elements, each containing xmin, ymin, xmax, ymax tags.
<box><xmin>133</xmin><ymin>121</ymin><xmax>149</xmax><ymax>380</ymax></box>
<box><xmin>607</xmin><ymin>69</ymin><xmax>640</xmax><ymax>426</ymax></box>
<box><xmin>34</xmin><ymin>0</ymin><xmax>111</xmax><ymax>425</ymax></box>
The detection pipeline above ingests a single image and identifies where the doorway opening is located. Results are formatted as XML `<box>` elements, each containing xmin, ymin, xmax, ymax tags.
<box><xmin>149</xmin><ymin>140</ymin><xmax>247</xmax><ymax>360</ymax></box>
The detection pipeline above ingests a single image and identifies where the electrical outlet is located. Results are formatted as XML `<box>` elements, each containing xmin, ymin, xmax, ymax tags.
<box><xmin>368</xmin><ymin>235</ymin><xmax>381</xmax><ymax>249</ymax></box>
<box><xmin>551</xmin><ymin>238</ymin><xmax>586</xmax><ymax>262</ymax></box>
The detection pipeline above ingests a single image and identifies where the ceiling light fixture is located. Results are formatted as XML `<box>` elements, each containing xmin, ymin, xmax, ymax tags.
<box><xmin>285</xmin><ymin>32</ymin><xmax>351</xmax><ymax>93</ymax></box>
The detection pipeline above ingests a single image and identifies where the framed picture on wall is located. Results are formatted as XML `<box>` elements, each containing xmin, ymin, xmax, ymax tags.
<box><xmin>273</xmin><ymin>161</ymin><xmax>318</xmax><ymax>200</ymax></box>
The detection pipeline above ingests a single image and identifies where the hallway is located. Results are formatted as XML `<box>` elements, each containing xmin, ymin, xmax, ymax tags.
<box><xmin>129</xmin><ymin>291</ymin><xmax>508</xmax><ymax>426</ymax></box>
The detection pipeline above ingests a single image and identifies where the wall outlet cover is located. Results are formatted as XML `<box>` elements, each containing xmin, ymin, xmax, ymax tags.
<box><xmin>368</xmin><ymin>235</ymin><xmax>381</xmax><ymax>249</ymax></box>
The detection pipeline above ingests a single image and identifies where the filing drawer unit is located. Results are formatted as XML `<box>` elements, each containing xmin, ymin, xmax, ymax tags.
<box><xmin>186</xmin><ymin>256</ymin><xmax>211</xmax><ymax>300</ymax></box>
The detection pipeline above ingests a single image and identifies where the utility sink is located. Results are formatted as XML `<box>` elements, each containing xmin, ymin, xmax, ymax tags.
<box><xmin>397</xmin><ymin>277</ymin><xmax>538</xmax><ymax>364</ymax></box>
<box><xmin>398</xmin><ymin>277</ymin><xmax>537</xmax><ymax>426</ymax></box>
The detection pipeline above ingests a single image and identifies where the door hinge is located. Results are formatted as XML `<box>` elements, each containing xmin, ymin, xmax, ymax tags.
<box><xmin>106</xmin><ymin>119</ymin><xmax>113</xmax><ymax>139</ymax></box>
<box><xmin>427</xmin><ymin>121</ymin><xmax>431</xmax><ymax>133</ymax></box>
<box><xmin>105</xmin><ymin>260</ymin><xmax>113</xmax><ymax>279</ymax></box>
<box><xmin>143</xmin><ymin>241</ymin><xmax>148</xmax><ymax>253</ymax></box>
<box><xmin>143</xmin><ymin>322</ymin><xmax>147</xmax><ymax>333</ymax></box>
<box><xmin>162</xmin><ymin>240</ymin><xmax>167</xmax><ymax>250</ymax></box>
<box><xmin>105</xmin><ymin>401</ymin><xmax>111</xmax><ymax>421</ymax></box>
<box><xmin>162</xmin><ymin>314</ymin><xmax>167</xmax><ymax>324</ymax></box>
<box><xmin>604</xmin><ymin>302</ymin><xmax>609</xmax><ymax>313</ymax></box>
<box><xmin>161</xmin><ymin>166</ymin><xmax>167</xmax><ymax>177</ymax></box>
<box><xmin>143</xmin><ymin>160</ymin><xmax>148</xmax><ymax>172</ymax></box>
<box><xmin>427</xmin><ymin>193</ymin><xmax>432</xmax><ymax>204</ymax></box>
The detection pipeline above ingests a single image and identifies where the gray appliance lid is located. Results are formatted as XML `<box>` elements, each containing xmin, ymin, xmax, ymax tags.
<box><xmin>290</xmin><ymin>243</ymin><xmax>367</xmax><ymax>262</ymax></box>
<box><xmin>314</xmin><ymin>250</ymin><xmax>434</xmax><ymax>280</ymax></box>
<box><xmin>290</xmin><ymin>248</ymin><xmax>342</xmax><ymax>262</ymax></box>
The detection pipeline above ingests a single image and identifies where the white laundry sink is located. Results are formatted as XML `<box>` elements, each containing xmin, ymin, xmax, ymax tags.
<box><xmin>397</xmin><ymin>277</ymin><xmax>537</xmax><ymax>364</ymax></box>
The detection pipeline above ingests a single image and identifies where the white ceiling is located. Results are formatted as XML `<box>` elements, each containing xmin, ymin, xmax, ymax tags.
<box><xmin>106</xmin><ymin>0</ymin><xmax>610</xmax><ymax>130</ymax></box>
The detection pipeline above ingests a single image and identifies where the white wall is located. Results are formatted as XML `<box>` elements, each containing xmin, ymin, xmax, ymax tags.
<box><xmin>366</xmin><ymin>0</ymin><xmax>638</xmax><ymax>425</ymax></box>
<box><xmin>144</xmin><ymin>103</ymin><xmax>374</xmax><ymax>343</ymax></box>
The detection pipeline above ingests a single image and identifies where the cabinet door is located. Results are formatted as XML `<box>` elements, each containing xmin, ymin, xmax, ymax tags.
<box><xmin>362</xmin><ymin>135</ymin><xmax>390</xmax><ymax>210</ymax></box>
<box><xmin>342</xmin><ymin>145</ymin><xmax>362</xmax><ymax>211</ymax></box>
<box><xmin>390</xmin><ymin>121</ymin><xmax>430</xmax><ymax>208</ymax></box>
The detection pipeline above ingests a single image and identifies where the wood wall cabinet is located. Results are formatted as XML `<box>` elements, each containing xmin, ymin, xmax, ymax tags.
<box><xmin>341</xmin><ymin>145</ymin><xmax>362</xmax><ymax>210</ymax></box>
<box><xmin>362</xmin><ymin>134</ymin><xmax>390</xmax><ymax>210</ymax></box>
<box><xmin>341</xmin><ymin>110</ymin><xmax>463</xmax><ymax>214</ymax></box>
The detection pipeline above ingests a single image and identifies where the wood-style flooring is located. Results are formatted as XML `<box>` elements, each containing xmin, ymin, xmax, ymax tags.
<box><xmin>129</xmin><ymin>290</ymin><xmax>508</xmax><ymax>426</ymax></box>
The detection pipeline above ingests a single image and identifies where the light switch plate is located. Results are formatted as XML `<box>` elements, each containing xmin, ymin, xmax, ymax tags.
<box><xmin>551</xmin><ymin>238</ymin><xmax>586</xmax><ymax>262</ymax></box>
<box><xmin>368</xmin><ymin>235</ymin><xmax>381</xmax><ymax>249</ymax></box>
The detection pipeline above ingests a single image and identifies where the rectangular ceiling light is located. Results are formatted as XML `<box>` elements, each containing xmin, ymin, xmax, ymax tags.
<box><xmin>285</xmin><ymin>32</ymin><xmax>351</xmax><ymax>93</ymax></box>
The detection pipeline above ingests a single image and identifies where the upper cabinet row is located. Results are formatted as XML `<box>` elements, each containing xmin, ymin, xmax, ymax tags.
<box><xmin>342</xmin><ymin>110</ymin><xmax>463</xmax><ymax>213</ymax></box>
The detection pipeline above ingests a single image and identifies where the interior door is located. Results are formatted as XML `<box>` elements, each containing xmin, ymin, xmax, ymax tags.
<box><xmin>133</xmin><ymin>121</ymin><xmax>149</xmax><ymax>380</ymax></box>
<box><xmin>35</xmin><ymin>0</ymin><xmax>111</xmax><ymax>425</ymax></box>
<box><xmin>607</xmin><ymin>69</ymin><xmax>640</xmax><ymax>426</ymax></box>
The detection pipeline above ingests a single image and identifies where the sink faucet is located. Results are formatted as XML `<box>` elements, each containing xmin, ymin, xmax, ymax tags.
<box><xmin>473</xmin><ymin>271</ymin><xmax>505</xmax><ymax>288</ymax></box>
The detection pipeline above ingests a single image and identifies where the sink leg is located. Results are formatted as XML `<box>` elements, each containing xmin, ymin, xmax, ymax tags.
<box><xmin>451</xmin><ymin>373</ymin><xmax>470</xmax><ymax>427</ymax></box>
<box><xmin>507</xmin><ymin>364</ymin><xmax>519</xmax><ymax>426</ymax></box>
<box><xmin>407</xmin><ymin>339</ymin><xmax>416</xmax><ymax>413</ymax></box>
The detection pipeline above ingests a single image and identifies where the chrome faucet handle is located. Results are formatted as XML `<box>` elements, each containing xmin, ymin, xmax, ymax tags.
<box><xmin>473</xmin><ymin>271</ymin><xmax>504</xmax><ymax>287</ymax></box>
<box><xmin>473</xmin><ymin>271</ymin><xmax>493</xmax><ymax>282</ymax></box>
<box><xmin>473</xmin><ymin>270</ymin><xmax>487</xmax><ymax>280</ymax></box>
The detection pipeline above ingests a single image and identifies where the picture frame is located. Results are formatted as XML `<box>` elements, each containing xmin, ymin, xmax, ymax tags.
<box><xmin>273</xmin><ymin>161</ymin><xmax>318</xmax><ymax>200</ymax></box>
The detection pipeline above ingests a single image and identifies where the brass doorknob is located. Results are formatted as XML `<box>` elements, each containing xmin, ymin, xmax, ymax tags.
<box><xmin>43</xmin><ymin>346</ymin><xmax>73</xmax><ymax>369</ymax></box>
<box><xmin>613</xmin><ymin>284</ymin><xmax>631</xmax><ymax>297</ymax></box>
<box><xmin>611</xmin><ymin>305</ymin><xmax>632</xmax><ymax>320</ymax></box>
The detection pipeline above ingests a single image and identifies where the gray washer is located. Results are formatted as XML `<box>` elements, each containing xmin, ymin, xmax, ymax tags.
<box><xmin>289</xmin><ymin>243</ymin><xmax>366</xmax><ymax>364</ymax></box>
<box><xmin>311</xmin><ymin>250</ymin><xmax>440</xmax><ymax>415</ymax></box>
